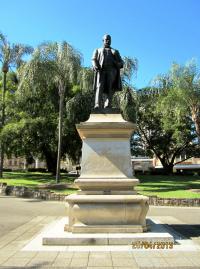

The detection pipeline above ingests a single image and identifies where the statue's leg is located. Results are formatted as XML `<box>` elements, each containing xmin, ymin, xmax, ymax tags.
<box><xmin>95</xmin><ymin>72</ymin><xmax>104</xmax><ymax>109</ymax></box>
<box><xmin>105</xmin><ymin>69</ymin><xmax>117</xmax><ymax>108</ymax></box>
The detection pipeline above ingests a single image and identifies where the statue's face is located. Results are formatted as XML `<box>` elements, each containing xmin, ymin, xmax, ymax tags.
<box><xmin>103</xmin><ymin>35</ymin><xmax>111</xmax><ymax>47</ymax></box>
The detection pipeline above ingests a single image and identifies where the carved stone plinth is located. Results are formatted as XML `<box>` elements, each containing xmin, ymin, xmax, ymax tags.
<box><xmin>65</xmin><ymin>111</ymin><xmax>149</xmax><ymax>233</ymax></box>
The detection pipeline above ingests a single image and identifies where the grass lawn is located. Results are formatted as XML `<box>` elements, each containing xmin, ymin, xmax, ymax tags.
<box><xmin>136</xmin><ymin>174</ymin><xmax>200</xmax><ymax>198</ymax></box>
<box><xmin>1</xmin><ymin>172</ymin><xmax>200</xmax><ymax>198</ymax></box>
<box><xmin>0</xmin><ymin>172</ymin><xmax>77</xmax><ymax>195</ymax></box>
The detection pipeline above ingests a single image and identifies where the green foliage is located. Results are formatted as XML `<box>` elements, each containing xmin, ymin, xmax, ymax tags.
<box><xmin>113</xmin><ymin>87</ymin><xmax>137</xmax><ymax>122</ymax></box>
<box><xmin>10</xmin><ymin>41</ymin><xmax>84</xmax><ymax>175</ymax></box>
<box><xmin>121</xmin><ymin>56</ymin><xmax>138</xmax><ymax>86</ymax></box>
<box><xmin>66</xmin><ymin>89</ymin><xmax>93</xmax><ymax>124</ymax></box>
<box><xmin>0</xmin><ymin>32</ymin><xmax>33</xmax><ymax>177</ymax></box>
<box><xmin>1</xmin><ymin>41</ymin><xmax>94</xmax><ymax>176</ymax></box>
<box><xmin>0</xmin><ymin>31</ymin><xmax>33</xmax><ymax>70</ymax></box>
<box><xmin>77</xmin><ymin>67</ymin><xmax>93</xmax><ymax>92</ymax></box>
<box><xmin>132</xmin><ymin>86</ymin><xmax>198</xmax><ymax>173</ymax></box>
<box><xmin>159</xmin><ymin>60</ymin><xmax>200</xmax><ymax>140</ymax></box>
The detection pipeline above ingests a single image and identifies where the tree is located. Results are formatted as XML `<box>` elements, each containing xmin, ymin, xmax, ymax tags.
<box><xmin>121</xmin><ymin>56</ymin><xmax>138</xmax><ymax>87</ymax></box>
<box><xmin>18</xmin><ymin>42</ymin><xmax>82</xmax><ymax>181</ymax></box>
<box><xmin>77</xmin><ymin>67</ymin><xmax>93</xmax><ymax>92</ymax></box>
<box><xmin>167</xmin><ymin>61</ymin><xmax>200</xmax><ymax>141</ymax></box>
<box><xmin>134</xmin><ymin>86</ymin><xmax>198</xmax><ymax>174</ymax></box>
<box><xmin>0</xmin><ymin>32</ymin><xmax>33</xmax><ymax>177</ymax></box>
<box><xmin>1</xmin><ymin>50</ymin><xmax>139</xmax><ymax>177</ymax></box>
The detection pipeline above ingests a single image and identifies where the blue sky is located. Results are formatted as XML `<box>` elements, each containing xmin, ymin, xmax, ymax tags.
<box><xmin>0</xmin><ymin>0</ymin><xmax>200</xmax><ymax>88</ymax></box>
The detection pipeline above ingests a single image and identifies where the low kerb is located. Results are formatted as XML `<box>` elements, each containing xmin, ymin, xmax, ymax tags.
<box><xmin>65</xmin><ymin>111</ymin><xmax>149</xmax><ymax>234</ymax></box>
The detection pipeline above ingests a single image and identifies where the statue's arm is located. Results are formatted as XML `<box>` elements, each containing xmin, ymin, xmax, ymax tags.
<box><xmin>92</xmin><ymin>49</ymin><xmax>100</xmax><ymax>71</ymax></box>
<box><xmin>115</xmin><ymin>50</ymin><xmax>124</xmax><ymax>69</ymax></box>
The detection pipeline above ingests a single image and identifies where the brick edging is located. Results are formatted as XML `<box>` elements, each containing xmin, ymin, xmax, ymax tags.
<box><xmin>148</xmin><ymin>196</ymin><xmax>200</xmax><ymax>207</ymax></box>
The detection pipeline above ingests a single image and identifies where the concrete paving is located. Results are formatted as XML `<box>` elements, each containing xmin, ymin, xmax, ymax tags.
<box><xmin>0</xmin><ymin>196</ymin><xmax>65</xmax><ymax>237</ymax></box>
<box><xmin>0</xmin><ymin>196</ymin><xmax>200</xmax><ymax>268</ymax></box>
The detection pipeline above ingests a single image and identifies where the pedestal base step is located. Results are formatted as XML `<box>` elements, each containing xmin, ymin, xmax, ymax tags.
<box><xmin>43</xmin><ymin>233</ymin><xmax>173</xmax><ymax>246</ymax></box>
<box><xmin>64</xmin><ymin>223</ymin><xmax>147</xmax><ymax>233</ymax></box>
<box><xmin>42</xmin><ymin>218</ymin><xmax>174</xmax><ymax>246</ymax></box>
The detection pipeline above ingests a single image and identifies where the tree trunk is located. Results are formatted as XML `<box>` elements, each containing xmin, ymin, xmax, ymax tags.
<box><xmin>160</xmin><ymin>160</ymin><xmax>174</xmax><ymax>175</ymax></box>
<box><xmin>42</xmin><ymin>146</ymin><xmax>57</xmax><ymax>174</ymax></box>
<box><xmin>45</xmin><ymin>154</ymin><xmax>57</xmax><ymax>174</ymax></box>
<box><xmin>194</xmin><ymin>118</ymin><xmax>200</xmax><ymax>139</ymax></box>
<box><xmin>0</xmin><ymin>71</ymin><xmax>6</xmax><ymax>178</ymax></box>
<box><xmin>56</xmin><ymin>86</ymin><xmax>65</xmax><ymax>183</ymax></box>
<box><xmin>191</xmin><ymin>108</ymin><xmax>200</xmax><ymax>142</ymax></box>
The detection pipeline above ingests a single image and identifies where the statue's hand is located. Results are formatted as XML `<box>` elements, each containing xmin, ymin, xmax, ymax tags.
<box><xmin>93</xmin><ymin>66</ymin><xmax>99</xmax><ymax>72</ymax></box>
<box><xmin>115</xmin><ymin>62</ymin><xmax>123</xmax><ymax>69</ymax></box>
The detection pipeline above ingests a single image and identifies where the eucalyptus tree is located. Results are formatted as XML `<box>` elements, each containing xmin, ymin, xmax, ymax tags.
<box><xmin>0</xmin><ymin>32</ymin><xmax>33</xmax><ymax>177</ymax></box>
<box><xmin>135</xmin><ymin>86</ymin><xmax>198</xmax><ymax>174</ymax></box>
<box><xmin>19</xmin><ymin>41</ymin><xmax>82</xmax><ymax>182</ymax></box>
<box><xmin>168</xmin><ymin>61</ymin><xmax>200</xmax><ymax>141</ymax></box>
<box><xmin>151</xmin><ymin>61</ymin><xmax>200</xmax><ymax>143</ymax></box>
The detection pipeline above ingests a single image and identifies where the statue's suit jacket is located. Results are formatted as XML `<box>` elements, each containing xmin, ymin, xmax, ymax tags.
<box><xmin>92</xmin><ymin>47</ymin><xmax>123</xmax><ymax>94</ymax></box>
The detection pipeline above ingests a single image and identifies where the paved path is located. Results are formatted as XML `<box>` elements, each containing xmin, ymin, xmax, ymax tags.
<box><xmin>0</xmin><ymin>196</ymin><xmax>200</xmax><ymax>268</ymax></box>
<box><xmin>148</xmin><ymin>205</ymin><xmax>200</xmax><ymax>224</ymax></box>
<box><xmin>0</xmin><ymin>196</ymin><xmax>65</xmax><ymax>237</ymax></box>
<box><xmin>1</xmin><ymin>197</ymin><xmax>200</xmax><ymax>237</ymax></box>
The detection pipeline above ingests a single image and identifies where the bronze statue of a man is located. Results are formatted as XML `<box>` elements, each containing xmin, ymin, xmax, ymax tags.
<box><xmin>92</xmin><ymin>34</ymin><xmax>124</xmax><ymax>109</ymax></box>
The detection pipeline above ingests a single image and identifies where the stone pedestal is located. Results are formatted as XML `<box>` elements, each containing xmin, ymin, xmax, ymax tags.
<box><xmin>65</xmin><ymin>111</ymin><xmax>149</xmax><ymax>233</ymax></box>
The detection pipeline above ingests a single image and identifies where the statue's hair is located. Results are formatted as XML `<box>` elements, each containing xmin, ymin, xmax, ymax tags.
<box><xmin>102</xmin><ymin>34</ymin><xmax>111</xmax><ymax>40</ymax></box>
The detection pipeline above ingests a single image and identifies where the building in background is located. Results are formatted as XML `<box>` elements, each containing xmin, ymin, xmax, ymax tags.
<box><xmin>4</xmin><ymin>155</ymin><xmax>200</xmax><ymax>173</ymax></box>
<box><xmin>131</xmin><ymin>157</ymin><xmax>153</xmax><ymax>173</ymax></box>
<box><xmin>4</xmin><ymin>156</ymin><xmax>46</xmax><ymax>170</ymax></box>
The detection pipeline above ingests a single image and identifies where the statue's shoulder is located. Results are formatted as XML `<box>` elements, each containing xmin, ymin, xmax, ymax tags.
<box><xmin>97</xmin><ymin>48</ymin><xmax>104</xmax><ymax>53</ymax></box>
<box><xmin>111</xmin><ymin>48</ymin><xmax>119</xmax><ymax>54</ymax></box>
<box><xmin>93</xmin><ymin>48</ymin><xmax>103</xmax><ymax>55</ymax></box>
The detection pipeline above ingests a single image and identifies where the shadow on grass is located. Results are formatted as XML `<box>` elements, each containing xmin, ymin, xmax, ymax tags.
<box><xmin>138</xmin><ymin>174</ymin><xmax>200</xmax><ymax>183</ymax></box>
<box><xmin>137</xmin><ymin>184</ymin><xmax>200</xmax><ymax>192</ymax></box>
<box><xmin>137</xmin><ymin>183</ymin><xmax>200</xmax><ymax>193</ymax></box>
<box><xmin>136</xmin><ymin>175</ymin><xmax>200</xmax><ymax>194</ymax></box>
<box><xmin>3</xmin><ymin>171</ymin><xmax>76</xmax><ymax>184</ymax></box>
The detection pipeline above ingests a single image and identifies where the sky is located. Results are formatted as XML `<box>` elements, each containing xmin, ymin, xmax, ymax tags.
<box><xmin>0</xmin><ymin>0</ymin><xmax>200</xmax><ymax>88</ymax></box>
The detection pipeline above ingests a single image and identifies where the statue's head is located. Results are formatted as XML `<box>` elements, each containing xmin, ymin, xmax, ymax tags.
<box><xmin>103</xmin><ymin>34</ymin><xmax>111</xmax><ymax>48</ymax></box>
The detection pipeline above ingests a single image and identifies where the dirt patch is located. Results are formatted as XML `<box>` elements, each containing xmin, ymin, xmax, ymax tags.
<box><xmin>189</xmin><ymin>189</ymin><xmax>200</xmax><ymax>193</ymax></box>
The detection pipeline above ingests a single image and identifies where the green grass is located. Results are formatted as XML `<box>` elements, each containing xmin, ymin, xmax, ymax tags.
<box><xmin>0</xmin><ymin>172</ymin><xmax>76</xmax><ymax>195</ymax></box>
<box><xmin>136</xmin><ymin>174</ymin><xmax>200</xmax><ymax>198</ymax></box>
<box><xmin>1</xmin><ymin>172</ymin><xmax>200</xmax><ymax>198</ymax></box>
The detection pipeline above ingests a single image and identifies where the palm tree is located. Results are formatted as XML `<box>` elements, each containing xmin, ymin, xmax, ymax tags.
<box><xmin>0</xmin><ymin>32</ymin><xmax>33</xmax><ymax>178</ymax></box>
<box><xmin>19</xmin><ymin>42</ymin><xmax>82</xmax><ymax>182</ymax></box>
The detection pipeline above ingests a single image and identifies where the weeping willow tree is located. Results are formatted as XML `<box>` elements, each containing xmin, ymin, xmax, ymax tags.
<box><xmin>18</xmin><ymin>41</ymin><xmax>82</xmax><ymax>182</ymax></box>
<box><xmin>0</xmin><ymin>32</ymin><xmax>33</xmax><ymax>178</ymax></box>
